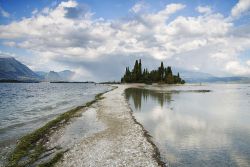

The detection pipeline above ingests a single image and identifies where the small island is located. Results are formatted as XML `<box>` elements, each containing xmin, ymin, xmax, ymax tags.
<box><xmin>121</xmin><ymin>59</ymin><xmax>185</xmax><ymax>84</ymax></box>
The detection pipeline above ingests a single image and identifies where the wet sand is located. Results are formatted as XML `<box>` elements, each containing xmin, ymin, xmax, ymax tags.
<box><xmin>48</xmin><ymin>85</ymin><xmax>164</xmax><ymax>167</ymax></box>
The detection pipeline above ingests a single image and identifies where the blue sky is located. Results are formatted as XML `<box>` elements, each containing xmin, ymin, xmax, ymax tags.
<box><xmin>0</xmin><ymin>0</ymin><xmax>238</xmax><ymax>22</ymax></box>
<box><xmin>0</xmin><ymin>0</ymin><xmax>250</xmax><ymax>81</ymax></box>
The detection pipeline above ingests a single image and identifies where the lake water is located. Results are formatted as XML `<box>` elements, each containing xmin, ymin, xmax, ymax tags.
<box><xmin>125</xmin><ymin>84</ymin><xmax>250</xmax><ymax>167</ymax></box>
<box><xmin>0</xmin><ymin>83</ymin><xmax>111</xmax><ymax>165</ymax></box>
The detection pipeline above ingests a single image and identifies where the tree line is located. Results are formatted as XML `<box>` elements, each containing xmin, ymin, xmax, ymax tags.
<box><xmin>121</xmin><ymin>59</ymin><xmax>185</xmax><ymax>84</ymax></box>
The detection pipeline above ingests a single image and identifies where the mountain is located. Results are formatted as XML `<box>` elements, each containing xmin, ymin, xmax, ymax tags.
<box><xmin>199</xmin><ymin>76</ymin><xmax>250</xmax><ymax>83</ymax></box>
<box><xmin>35</xmin><ymin>70</ymin><xmax>75</xmax><ymax>81</ymax></box>
<box><xmin>58</xmin><ymin>70</ymin><xmax>75</xmax><ymax>81</ymax></box>
<box><xmin>0</xmin><ymin>57</ymin><xmax>40</xmax><ymax>81</ymax></box>
<box><xmin>172</xmin><ymin>68</ymin><xmax>216</xmax><ymax>83</ymax></box>
<box><xmin>35</xmin><ymin>71</ymin><xmax>47</xmax><ymax>79</ymax></box>
<box><xmin>0</xmin><ymin>56</ymin><xmax>75</xmax><ymax>82</ymax></box>
<box><xmin>44</xmin><ymin>71</ymin><xmax>63</xmax><ymax>82</ymax></box>
<box><xmin>172</xmin><ymin>68</ymin><xmax>250</xmax><ymax>83</ymax></box>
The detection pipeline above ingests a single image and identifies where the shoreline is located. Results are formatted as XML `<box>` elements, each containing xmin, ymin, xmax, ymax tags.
<box><xmin>6</xmin><ymin>86</ymin><xmax>116</xmax><ymax>167</ymax></box>
<box><xmin>54</xmin><ymin>84</ymin><xmax>165</xmax><ymax>167</ymax></box>
<box><xmin>6</xmin><ymin>84</ymin><xmax>165</xmax><ymax>167</ymax></box>
<box><xmin>127</xmin><ymin>103</ymin><xmax>165</xmax><ymax>166</ymax></box>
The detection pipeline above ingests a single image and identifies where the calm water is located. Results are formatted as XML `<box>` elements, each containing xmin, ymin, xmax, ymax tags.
<box><xmin>125</xmin><ymin>84</ymin><xmax>250</xmax><ymax>167</ymax></box>
<box><xmin>0</xmin><ymin>83</ymin><xmax>111</xmax><ymax>165</ymax></box>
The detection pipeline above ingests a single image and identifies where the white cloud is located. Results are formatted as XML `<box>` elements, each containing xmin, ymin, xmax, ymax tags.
<box><xmin>0</xmin><ymin>6</ymin><xmax>10</xmax><ymax>18</ymax></box>
<box><xmin>225</xmin><ymin>61</ymin><xmax>250</xmax><ymax>75</ymax></box>
<box><xmin>231</xmin><ymin>0</ymin><xmax>250</xmax><ymax>18</ymax></box>
<box><xmin>211</xmin><ymin>52</ymin><xmax>229</xmax><ymax>60</ymax></box>
<box><xmin>196</xmin><ymin>6</ymin><xmax>212</xmax><ymax>14</ymax></box>
<box><xmin>130</xmin><ymin>1</ymin><xmax>147</xmax><ymax>13</ymax></box>
<box><xmin>150</xmin><ymin>3</ymin><xmax>185</xmax><ymax>23</ymax></box>
<box><xmin>2</xmin><ymin>41</ymin><xmax>16</xmax><ymax>47</ymax></box>
<box><xmin>71</xmin><ymin>67</ymin><xmax>93</xmax><ymax>81</ymax></box>
<box><xmin>0</xmin><ymin>0</ymin><xmax>250</xmax><ymax>79</ymax></box>
<box><xmin>193</xmin><ymin>66</ymin><xmax>200</xmax><ymax>71</ymax></box>
<box><xmin>163</xmin><ymin>3</ymin><xmax>186</xmax><ymax>15</ymax></box>
<box><xmin>0</xmin><ymin>51</ymin><xmax>15</xmax><ymax>58</ymax></box>
<box><xmin>247</xmin><ymin>60</ymin><xmax>250</xmax><ymax>66</ymax></box>
<box><xmin>32</xmin><ymin>9</ymin><xmax>38</xmax><ymax>15</ymax></box>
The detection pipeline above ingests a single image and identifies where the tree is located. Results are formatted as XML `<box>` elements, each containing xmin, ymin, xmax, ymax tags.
<box><xmin>139</xmin><ymin>59</ymin><xmax>142</xmax><ymax>81</ymax></box>
<box><xmin>133</xmin><ymin>60</ymin><xmax>138</xmax><ymax>81</ymax></box>
<box><xmin>159</xmin><ymin>62</ymin><xmax>164</xmax><ymax>82</ymax></box>
<box><xmin>165</xmin><ymin>66</ymin><xmax>173</xmax><ymax>84</ymax></box>
<box><xmin>121</xmin><ymin>59</ymin><xmax>185</xmax><ymax>84</ymax></box>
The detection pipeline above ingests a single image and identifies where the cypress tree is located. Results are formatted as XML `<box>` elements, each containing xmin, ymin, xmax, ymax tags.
<box><xmin>121</xmin><ymin>59</ymin><xmax>184</xmax><ymax>84</ymax></box>
<box><xmin>132</xmin><ymin>60</ymin><xmax>138</xmax><ymax>81</ymax></box>
<box><xmin>159</xmin><ymin>62</ymin><xmax>164</xmax><ymax>81</ymax></box>
<box><xmin>139</xmin><ymin>59</ymin><xmax>142</xmax><ymax>81</ymax></box>
<box><xmin>165</xmin><ymin>66</ymin><xmax>173</xmax><ymax>84</ymax></box>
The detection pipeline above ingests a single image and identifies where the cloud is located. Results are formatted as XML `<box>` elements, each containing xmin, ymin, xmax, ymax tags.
<box><xmin>0</xmin><ymin>0</ymin><xmax>250</xmax><ymax>80</ymax></box>
<box><xmin>225</xmin><ymin>61</ymin><xmax>250</xmax><ymax>75</ymax></box>
<box><xmin>32</xmin><ymin>9</ymin><xmax>38</xmax><ymax>15</ymax></box>
<box><xmin>196</xmin><ymin>6</ymin><xmax>212</xmax><ymax>15</ymax></box>
<box><xmin>0</xmin><ymin>6</ymin><xmax>10</xmax><ymax>18</ymax></box>
<box><xmin>0</xmin><ymin>1</ymin><xmax>186</xmax><ymax>61</ymax></box>
<box><xmin>247</xmin><ymin>60</ymin><xmax>250</xmax><ymax>66</ymax></box>
<box><xmin>2</xmin><ymin>41</ymin><xmax>16</xmax><ymax>47</ymax></box>
<box><xmin>130</xmin><ymin>1</ymin><xmax>148</xmax><ymax>13</ymax></box>
<box><xmin>0</xmin><ymin>51</ymin><xmax>15</xmax><ymax>58</ymax></box>
<box><xmin>64</xmin><ymin>1</ymin><xmax>91</xmax><ymax>19</ymax></box>
<box><xmin>231</xmin><ymin>0</ymin><xmax>250</xmax><ymax>18</ymax></box>
<box><xmin>162</xmin><ymin>3</ymin><xmax>186</xmax><ymax>15</ymax></box>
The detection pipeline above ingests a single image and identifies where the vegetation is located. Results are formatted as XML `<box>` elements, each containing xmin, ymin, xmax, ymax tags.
<box><xmin>99</xmin><ymin>81</ymin><xmax>121</xmax><ymax>84</ymax></box>
<box><xmin>0</xmin><ymin>79</ymin><xmax>40</xmax><ymax>83</ymax></box>
<box><xmin>37</xmin><ymin>152</ymin><xmax>64</xmax><ymax>167</ymax></box>
<box><xmin>7</xmin><ymin>87</ymin><xmax>117</xmax><ymax>167</ymax></box>
<box><xmin>7</xmin><ymin>106</ymin><xmax>84</xmax><ymax>167</ymax></box>
<box><xmin>121</xmin><ymin>59</ymin><xmax>185</xmax><ymax>84</ymax></box>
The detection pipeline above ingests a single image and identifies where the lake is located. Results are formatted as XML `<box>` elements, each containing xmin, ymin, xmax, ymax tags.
<box><xmin>0</xmin><ymin>82</ymin><xmax>111</xmax><ymax>166</ymax></box>
<box><xmin>125</xmin><ymin>84</ymin><xmax>250</xmax><ymax>167</ymax></box>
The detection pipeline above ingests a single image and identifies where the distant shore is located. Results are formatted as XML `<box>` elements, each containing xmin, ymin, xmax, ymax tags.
<box><xmin>7</xmin><ymin>84</ymin><xmax>164</xmax><ymax>167</ymax></box>
<box><xmin>0</xmin><ymin>80</ymin><xmax>120</xmax><ymax>84</ymax></box>
<box><xmin>0</xmin><ymin>79</ymin><xmax>40</xmax><ymax>83</ymax></box>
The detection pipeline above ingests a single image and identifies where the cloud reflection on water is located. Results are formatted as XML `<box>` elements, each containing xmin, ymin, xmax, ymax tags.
<box><xmin>125</xmin><ymin>85</ymin><xmax>250</xmax><ymax>167</ymax></box>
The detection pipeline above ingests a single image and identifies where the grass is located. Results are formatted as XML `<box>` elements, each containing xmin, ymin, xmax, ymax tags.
<box><xmin>7</xmin><ymin>86</ymin><xmax>117</xmax><ymax>167</ymax></box>
<box><xmin>37</xmin><ymin>152</ymin><xmax>64</xmax><ymax>167</ymax></box>
<box><xmin>7</xmin><ymin>106</ymin><xmax>85</xmax><ymax>167</ymax></box>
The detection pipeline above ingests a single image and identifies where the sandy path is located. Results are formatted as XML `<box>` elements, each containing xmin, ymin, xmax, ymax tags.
<box><xmin>55</xmin><ymin>85</ymin><xmax>163</xmax><ymax>167</ymax></box>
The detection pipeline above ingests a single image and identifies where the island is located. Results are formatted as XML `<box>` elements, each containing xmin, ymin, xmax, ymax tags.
<box><xmin>121</xmin><ymin>59</ymin><xmax>185</xmax><ymax>84</ymax></box>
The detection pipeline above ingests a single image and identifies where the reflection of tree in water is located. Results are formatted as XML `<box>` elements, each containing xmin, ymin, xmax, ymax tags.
<box><xmin>125</xmin><ymin>88</ymin><xmax>173</xmax><ymax>110</ymax></box>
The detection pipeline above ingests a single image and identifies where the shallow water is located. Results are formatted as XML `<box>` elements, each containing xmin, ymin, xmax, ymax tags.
<box><xmin>0</xmin><ymin>82</ymin><xmax>111</xmax><ymax>165</ymax></box>
<box><xmin>125</xmin><ymin>84</ymin><xmax>250</xmax><ymax>167</ymax></box>
<box><xmin>52</xmin><ymin>108</ymin><xmax>106</xmax><ymax>149</ymax></box>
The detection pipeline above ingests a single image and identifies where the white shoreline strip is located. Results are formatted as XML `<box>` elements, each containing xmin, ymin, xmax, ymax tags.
<box><xmin>55</xmin><ymin>85</ymin><xmax>163</xmax><ymax>167</ymax></box>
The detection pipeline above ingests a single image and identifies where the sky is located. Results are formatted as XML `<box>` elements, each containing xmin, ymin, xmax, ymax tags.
<box><xmin>0</xmin><ymin>0</ymin><xmax>250</xmax><ymax>81</ymax></box>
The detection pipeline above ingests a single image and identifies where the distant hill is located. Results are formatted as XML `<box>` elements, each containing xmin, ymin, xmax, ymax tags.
<box><xmin>35</xmin><ymin>71</ymin><xmax>48</xmax><ymax>79</ymax></box>
<box><xmin>44</xmin><ymin>71</ymin><xmax>62</xmax><ymax>82</ymax></box>
<box><xmin>199</xmin><ymin>76</ymin><xmax>250</xmax><ymax>83</ymax></box>
<box><xmin>58</xmin><ymin>70</ymin><xmax>75</xmax><ymax>81</ymax></box>
<box><xmin>172</xmin><ymin>68</ymin><xmax>250</xmax><ymax>83</ymax></box>
<box><xmin>35</xmin><ymin>70</ymin><xmax>75</xmax><ymax>82</ymax></box>
<box><xmin>172</xmin><ymin>68</ymin><xmax>214</xmax><ymax>83</ymax></box>
<box><xmin>0</xmin><ymin>56</ymin><xmax>76</xmax><ymax>82</ymax></box>
<box><xmin>0</xmin><ymin>57</ymin><xmax>40</xmax><ymax>81</ymax></box>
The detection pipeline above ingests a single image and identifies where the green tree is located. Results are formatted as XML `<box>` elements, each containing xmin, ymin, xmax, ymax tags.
<box><xmin>158</xmin><ymin>62</ymin><xmax>164</xmax><ymax>82</ymax></box>
<box><xmin>121</xmin><ymin>59</ymin><xmax>185</xmax><ymax>84</ymax></box>
<box><xmin>139</xmin><ymin>59</ymin><xmax>142</xmax><ymax>81</ymax></box>
<box><xmin>165</xmin><ymin>66</ymin><xmax>173</xmax><ymax>84</ymax></box>
<box><xmin>133</xmin><ymin>60</ymin><xmax>140</xmax><ymax>81</ymax></box>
